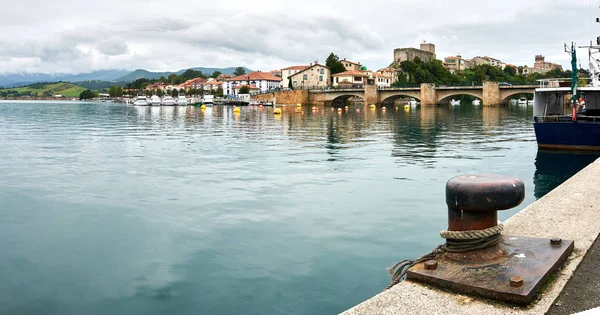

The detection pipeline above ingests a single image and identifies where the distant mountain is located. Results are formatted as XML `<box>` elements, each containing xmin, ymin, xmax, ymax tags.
<box><xmin>0</xmin><ymin>67</ymin><xmax>253</xmax><ymax>88</ymax></box>
<box><xmin>115</xmin><ymin>67</ymin><xmax>253</xmax><ymax>82</ymax></box>
<box><xmin>0</xmin><ymin>70</ymin><xmax>130</xmax><ymax>88</ymax></box>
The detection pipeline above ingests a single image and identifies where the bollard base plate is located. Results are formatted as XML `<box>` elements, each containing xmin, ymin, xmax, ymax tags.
<box><xmin>406</xmin><ymin>235</ymin><xmax>574</xmax><ymax>305</ymax></box>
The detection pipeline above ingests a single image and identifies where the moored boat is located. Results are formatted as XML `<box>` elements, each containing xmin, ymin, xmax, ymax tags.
<box><xmin>533</xmin><ymin>41</ymin><xmax>600</xmax><ymax>151</ymax></box>
<box><xmin>517</xmin><ymin>97</ymin><xmax>528</xmax><ymax>106</ymax></box>
<box><xmin>133</xmin><ymin>95</ymin><xmax>149</xmax><ymax>106</ymax></box>
<box><xmin>450</xmin><ymin>99</ymin><xmax>461</xmax><ymax>106</ymax></box>
<box><xmin>162</xmin><ymin>95</ymin><xmax>175</xmax><ymax>106</ymax></box>
<box><xmin>472</xmin><ymin>99</ymin><xmax>481</xmax><ymax>106</ymax></box>
<box><xmin>176</xmin><ymin>95</ymin><xmax>188</xmax><ymax>106</ymax></box>
<box><xmin>203</xmin><ymin>95</ymin><xmax>214</xmax><ymax>105</ymax></box>
<box><xmin>149</xmin><ymin>95</ymin><xmax>162</xmax><ymax>106</ymax></box>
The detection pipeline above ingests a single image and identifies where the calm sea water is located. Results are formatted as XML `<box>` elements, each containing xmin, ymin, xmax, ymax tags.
<box><xmin>0</xmin><ymin>101</ymin><xmax>598</xmax><ymax>315</ymax></box>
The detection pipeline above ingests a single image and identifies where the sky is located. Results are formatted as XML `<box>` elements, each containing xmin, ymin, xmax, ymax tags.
<box><xmin>0</xmin><ymin>0</ymin><xmax>597</xmax><ymax>74</ymax></box>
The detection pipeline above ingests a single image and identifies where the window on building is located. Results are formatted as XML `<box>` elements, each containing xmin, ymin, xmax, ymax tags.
<box><xmin>293</xmin><ymin>81</ymin><xmax>297</xmax><ymax>87</ymax></box>
<box><xmin>320</xmin><ymin>69</ymin><xmax>324</xmax><ymax>74</ymax></box>
<box><xmin>319</xmin><ymin>76</ymin><xmax>323</xmax><ymax>82</ymax></box>
<box><xmin>303</xmin><ymin>74</ymin><xmax>308</xmax><ymax>80</ymax></box>
<box><xmin>336</xmin><ymin>77</ymin><xmax>339</xmax><ymax>83</ymax></box>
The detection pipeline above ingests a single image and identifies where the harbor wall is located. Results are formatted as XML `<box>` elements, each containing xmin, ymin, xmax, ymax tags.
<box><xmin>253</xmin><ymin>90</ymin><xmax>309</xmax><ymax>105</ymax></box>
<box><xmin>342</xmin><ymin>158</ymin><xmax>600</xmax><ymax>315</ymax></box>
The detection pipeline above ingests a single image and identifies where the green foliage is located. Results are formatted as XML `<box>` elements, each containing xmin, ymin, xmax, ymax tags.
<box><xmin>239</xmin><ymin>86</ymin><xmax>250</xmax><ymax>94</ymax></box>
<box><xmin>211</xmin><ymin>71</ymin><xmax>222</xmax><ymax>78</ymax></box>
<box><xmin>216</xmin><ymin>86</ymin><xmax>223</xmax><ymax>97</ymax></box>
<box><xmin>0</xmin><ymin>82</ymin><xmax>88</xmax><ymax>98</ymax></box>
<box><xmin>108</xmin><ymin>86</ymin><xmax>117</xmax><ymax>97</ymax></box>
<box><xmin>180</xmin><ymin>69</ymin><xmax>207</xmax><ymax>81</ymax></box>
<box><xmin>79</xmin><ymin>89</ymin><xmax>95</xmax><ymax>100</ymax></box>
<box><xmin>392</xmin><ymin>59</ymin><xmax>575</xmax><ymax>87</ymax></box>
<box><xmin>233</xmin><ymin>67</ymin><xmax>246</xmax><ymax>76</ymax></box>
<box><xmin>325</xmin><ymin>53</ymin><xmax>346</xmax><ymax>75</ymax></box>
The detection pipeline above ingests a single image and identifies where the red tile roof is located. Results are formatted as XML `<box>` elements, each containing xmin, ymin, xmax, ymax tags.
<box><xmin>332</xmin><ymin>70</ymin><xmax>369</xmax><ymax>77</ymax></box>
<box><xmin>227</xmin><ymin>71</ymin><xmax>282</xmax><ymax>81</ymax></box>
<box><xmin>282</xmin><ymin>65</ymin><xmax>309</xmax><ymax>71</ymax></box>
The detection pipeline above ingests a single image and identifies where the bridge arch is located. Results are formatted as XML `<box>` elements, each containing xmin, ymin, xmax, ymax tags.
<box><xmin>437</xmin><ymin>91</ymin><xmax>483</xmax><ymax>105</ymax></box>
<box><xmin>331</xmin><ymin>94</ymin><xmax>365</xmax><ymax>106</ymax></box>
<box><xmin>381</xmin><ymin>94</ymin><xmax>421</xmax><ymax>105</ymax></box>
<box><xmin>500</xmin><ymin>91</ymin><xmax>535</xmax><ymax>104</ymax></box>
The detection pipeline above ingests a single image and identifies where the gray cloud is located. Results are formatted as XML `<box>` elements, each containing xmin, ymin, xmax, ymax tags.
<box><xmin>0</xmin><ymin>0</ymin><xmax>595</xmax><ymax>74</ymax></box>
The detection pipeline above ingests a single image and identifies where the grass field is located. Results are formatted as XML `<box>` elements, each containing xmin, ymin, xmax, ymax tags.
<box><xmin>1</xmin><ymin>82</ymin><xmax>88</xmax><ymax>98</ymax></box>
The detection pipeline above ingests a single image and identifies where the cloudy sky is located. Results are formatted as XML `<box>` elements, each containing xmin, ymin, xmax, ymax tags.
<box><xmin>0</xmin><ymin>0</ymin><xmax>597</xmax><ymax>74</ymax></box>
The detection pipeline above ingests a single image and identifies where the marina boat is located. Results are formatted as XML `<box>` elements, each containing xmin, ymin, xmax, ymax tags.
<box><xmin>162</xmin><ymin>95</ymin><xmax>175</xmax><ymax>106</ymax></box>
<box><xmin>407</xmin><ymin>98</ymin><xmax>419</xmax><ymax>106</ymax></box>
<box><xmin>133</xmin><ymin>95</ymin><xmax>149</xmax><ymax>106</ymax></box>
<box><xmin>517</xmin><ymin>97</ymin><xmax>528</xmax><ymax>106</ymax></box>
<box><xmin>203</xmin><ymin>95</ymin><xmax>214</xmax><ymax>105</ymax></box>
<box><xmin>149</xmin><ymin>95</ymin><xmax>162</xmax><ymax>106</ymax></box>
<box><xmin>450</xmin><ymin>99</ymin><xmax>461</xmax><ymax>106</ymax></box>
<box><xmin>472</xmin><ymin>99</ymin><xmax>481</xmax><ymax>106</ymax></box>
<box><xmin>527</xmin><ymin>100</ymin><xmax>534</xmax><ymax>106</ymax></box>
<box><xmin>533</xmin><ymin>42</ymin><xmax>600</xmax><ymax>151</ymax></box>
<box><xmin>176</xmin><ymin>95</ymin><xmax>188</xmax><ymax>106</ymax></box>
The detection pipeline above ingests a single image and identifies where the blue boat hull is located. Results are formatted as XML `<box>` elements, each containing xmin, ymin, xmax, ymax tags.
<box><xmin>534</xmin><ymin>120</ymin><xmax>600</xmax><ymax>151</ymax></box>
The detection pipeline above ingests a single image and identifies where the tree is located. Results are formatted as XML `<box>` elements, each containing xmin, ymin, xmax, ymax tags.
<box><xmin>108</xmin><ymin>86</ymin><xmax>117</xmax><ymax>97</ymax></box>
<box><xmin>234</xmin><ymin>67</ymin><xmax>246</xmax><ymax>76</ymax></box>
<box><xmin>157</xmin><ymin>89</ymin><xmax>164</xmax><ymax>97</ymax></box>
<box><xmin>216</xmin><ymin>86</ymin><xmax>224</xmax><ymax>97</ymax></box>
<box><xmin>325</xmin><ymin>53</ymin><xmax>346</xmax><ymax>75</ymax></box>
<box><xmin>116</xmin><ymin>86</ymin><xmax>123</xmax><ymax>97</ymax></box>
<box><xmin>211</xmin><ymin>71</ymin><xmax>222</xmax><ymax>79</ymax></box>
<box><xmin>79</xmin><ymin>90</ymin><xmax>95</xmax><ymax>100</ymax></box>
<box><xmin>239</xmin><ymin>85</ymin><xmax>250</xmax><ymax>94</ymax></box>
<box><xmin>168</xmin><ymin>74</ymin><xmax>179</xmax><ymax>84</ymax></box>
<box><xmin>503</xmin><ymin>65</ymin><xmax>517</xmax><ymax>77</ymax></box>
<box><xmin>171</xmin><ymin>89</ymin><xmax>178</xmax><ymax>97</ymax></box>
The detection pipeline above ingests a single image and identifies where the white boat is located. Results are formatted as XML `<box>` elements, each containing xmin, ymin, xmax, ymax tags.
<box><xmin>517</xmin><ymin>97</ymin><xmax>528</xmax><ymax>106</ymax></box>
<box><xmin>149</xmin><ymin>95</ymin><xmax>162</xmax><ymax>106</ymax></box>
<box><xmin>527</xmin><ymin>99</ymin><xmax>534</xmax><ymax>106</ymax></box>
<box><xmin>162</xmin><ymin>95</ymin><xmax>175</xmax><ymax>106</ymax></box>
<box><xmin>133</xmin><ymin>95</ymin><xmax>149</xmax><ymax>106</ymax></box>
<box><xmin>176</xmin><ymin>95</ymin><xmax>188</xmax><ymax>106</ymax></box>
<box><xmin>203</xmin><ymin>95</ymin><xmax>214</xmax><ymax>105</ymax></box>
<box><xmin>450</xmin><ymin>99</ymin><xmax>461</xmax><ymax>106</ymax></box>
<box><xmin>472</xmin><ymin>99</ymin><xmax>481</xmax><ymax>106</ymax></box>
<box><xmin>407</xmin><ymin>98</ymin><xmax>418</xmax><ymax>106</ymax></box>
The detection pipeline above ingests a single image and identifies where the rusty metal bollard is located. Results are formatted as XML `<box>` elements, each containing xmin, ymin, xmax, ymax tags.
<box><xmin>406</xmin><ymin>173</ymin><xmax>574</xmax><ymax>305</ymax></box>
<box><xmin>444</xmin><ymin>174</ymin><xmax>525</xmax><ymax>261</ymax></box>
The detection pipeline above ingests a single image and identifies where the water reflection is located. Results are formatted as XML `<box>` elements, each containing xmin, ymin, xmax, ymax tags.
<box><xmin>534</xmin><ymin>150</ymin><xmax>600</xmax><ymax>199</ymax></box>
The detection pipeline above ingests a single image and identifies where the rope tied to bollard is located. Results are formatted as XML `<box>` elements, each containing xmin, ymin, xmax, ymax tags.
<box><xmin>385</xmin><ymin>224</ymin><xmax>504</xmax><ymax>291</ymax></box>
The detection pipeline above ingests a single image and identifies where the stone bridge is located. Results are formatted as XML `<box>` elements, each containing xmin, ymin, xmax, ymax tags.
<box><xmin>305</xmin><ymin>82</ymin><xmax>536</xmax><ymax>106</ymax></box>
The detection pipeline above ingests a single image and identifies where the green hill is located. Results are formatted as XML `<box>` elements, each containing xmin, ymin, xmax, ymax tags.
<box><xmin>0</xmin><ymin>82</ymin><xmax>88</xmax><ymax>98</ymax></box>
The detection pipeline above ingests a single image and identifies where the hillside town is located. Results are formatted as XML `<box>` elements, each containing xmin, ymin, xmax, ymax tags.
<box><xmin>135</xmin><ymin>42</ymin><xmax>563</xmax><ymax>99</ymax></box>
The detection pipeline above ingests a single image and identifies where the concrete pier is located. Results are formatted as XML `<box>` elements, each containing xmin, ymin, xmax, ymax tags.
<box><xmin>341</xmin><ymin>158</ymin><xmax>600</xmax><ymax>315</ymax></box>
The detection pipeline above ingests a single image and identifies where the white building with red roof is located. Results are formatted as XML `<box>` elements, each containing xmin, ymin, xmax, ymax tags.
<box><xmin>281</xmin><ymin>65</ymin><xmax>309</xmax><ymax>89</ymax></box>
<box><xmin>222</xmin><ymin>71</ymin><xmax>282</xmax><ymax>96</ymax></box>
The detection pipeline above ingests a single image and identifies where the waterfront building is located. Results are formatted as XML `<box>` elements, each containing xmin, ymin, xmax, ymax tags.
<box><xmin>182</xmin><ymin>77</ymin><xmax>207</xmax><ymax>90</ymax></box>
<box><xmin>394</xmin><ymin>42</ymin><xmax>436</xmax><ymax>63</ymax></box>
<box><xmin>202</xmin><ymin>79</ymin><xmax>223</xmax><ymax>91</ymax></box>
<box><xmin>340</xmin><ymin>58</ymin><xmax>362</xmax><ymax>71</ymax></box>
<box><xmin>222</xmin><ymin>71</ymin><xmax>282</xmax><ymax>96</ymax></box>
<box><xmin>375</xmin><ymin>67</ymin><xmax>399</xmax><ymax>84</ymax></box>
<box><xmin>217</xmin><ymin>73</ymin><xmax>233</xmax><ymax>81</ymax></box>
<box><xmin>443</xmin><ymin>55</ymin><xmax>471</xmax><ymax>72</ymax></box>
<box><xmin>373</xmin><ymin>72</ymin><xmax>392</xmax><ymax>88</ymax></box>
<box><xmin>470</xmin><ymin>56</ymin><xmax>503</xmax><ymax>68</ymax></box>
<box><xmin>281</xmin><ymin>65</ymin><xmax>309</xmax><ymax>89</ymax></box>
<box><xmin>145</xmin><ymin>82</ymin><xmax>168</xmax><ymax>91</ymax></box>
<box><xmin>288</xmin><ymin>63</ymin><xmax>330</xmax><ymax>89</ymax></box>
<box><xmin>233</xmin><ymin>85</ymin><xmax>261</xmax><ymax>95</ymax></box>
<box><xmin>331</xmin><ymin>70</ymin><xmax>369</xmax><ymax>88</ymax></box>
<box><xmin>520</xmin><ymin>56</ymin><xmax>563</xmax><ymax>75</ymax></box>
<box><xmin>270</xmin><ymin>70</ymin><xmax>282</xmax><ymax>77</ymax></box>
